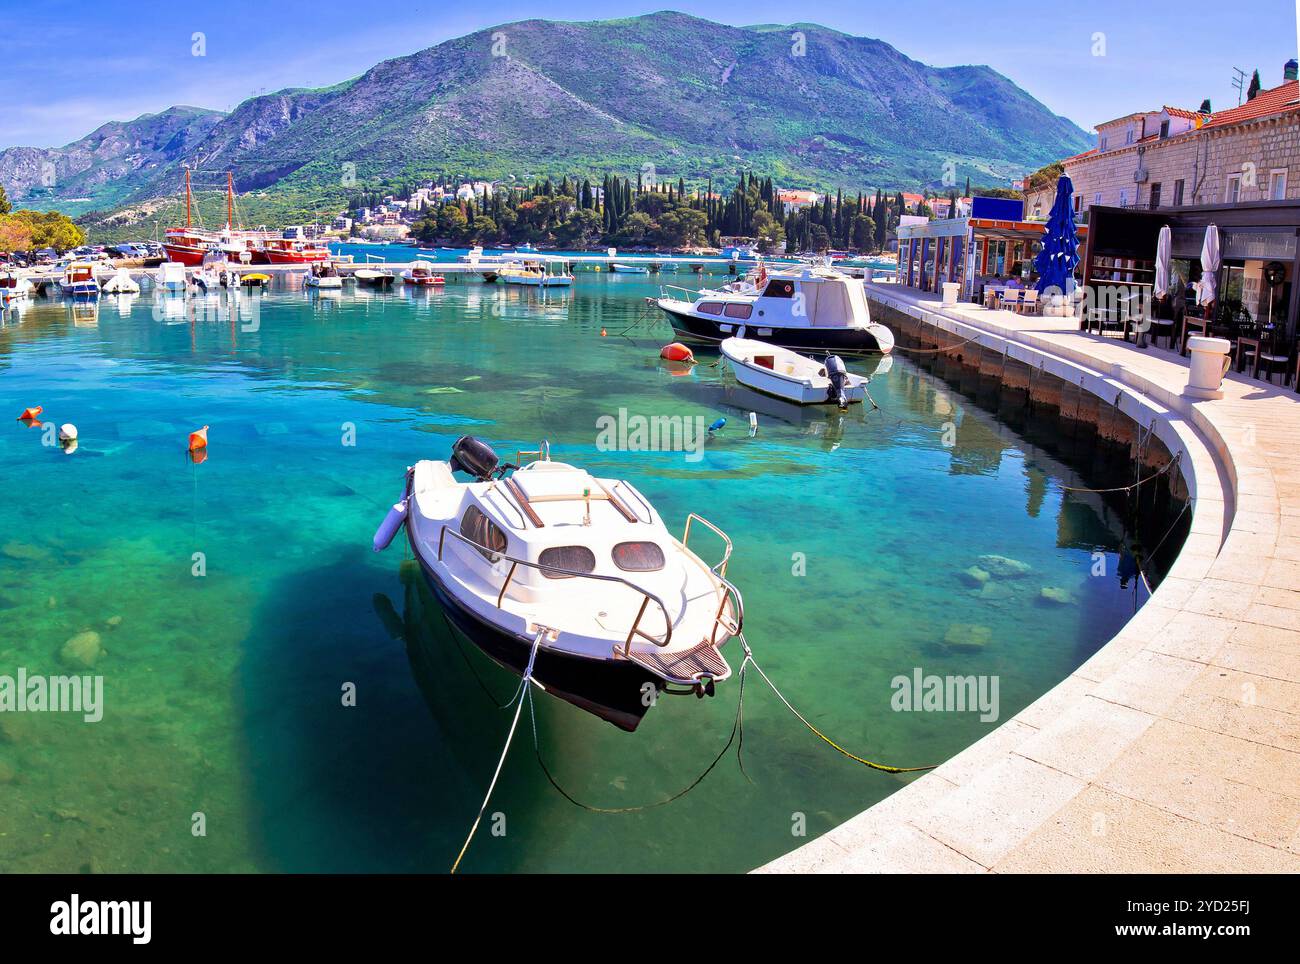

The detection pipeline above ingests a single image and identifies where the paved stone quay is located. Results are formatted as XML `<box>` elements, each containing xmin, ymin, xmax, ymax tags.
<box><xmin>758</xmin><ymin>285</ymin><xmax>1300</xmax><ymax>873</ymax></box>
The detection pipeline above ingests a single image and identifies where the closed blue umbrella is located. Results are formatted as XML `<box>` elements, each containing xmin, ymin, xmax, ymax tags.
<box><xmin>1035</xmin><ymin>174</ymin><xmax>1080</xmax><ymax>295</ymax></box>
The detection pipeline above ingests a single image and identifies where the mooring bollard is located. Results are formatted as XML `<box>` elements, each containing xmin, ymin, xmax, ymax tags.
<box><xmin>1183</xmin><ymin>335</ymin><xmax>1232</xmax><ymax>400</ymax></box>
<box><xmin>941</xmin><ymin>282</ymin><xmax>959</xmax><ymax>306</ymax></box>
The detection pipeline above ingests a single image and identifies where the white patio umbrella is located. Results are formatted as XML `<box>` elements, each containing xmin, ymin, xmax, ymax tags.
<box><xmin>1153</xmin><ymin>225</ymin><xmax>1171</xmax><ymax>300</ymax></box>
<box><xmin>1196</xmin><ymin>224</ymin><xmax>1220</xmax><ymax>306</ymax></box>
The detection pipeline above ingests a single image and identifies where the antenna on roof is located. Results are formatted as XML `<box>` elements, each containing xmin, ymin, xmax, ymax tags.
<box><xmin>1230</xmin><ymin>67</ymin><xmax>1247</xmax><ymax>106</ymax></box>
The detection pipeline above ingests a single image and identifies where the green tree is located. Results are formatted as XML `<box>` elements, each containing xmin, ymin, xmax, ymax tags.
<box><xmin>0</xmin><ymin>184</ymin><xmax>10</xmax><ymax>216</ymax></box>
<box><xmin>436</xmin><ymin>204</ymin><xmax>468</xmax><ymax>241</ymax></box>
<box><xmin>12</xmin><ymin>210</ymin><xmax>84</xmax><ymax>252</ymax></box>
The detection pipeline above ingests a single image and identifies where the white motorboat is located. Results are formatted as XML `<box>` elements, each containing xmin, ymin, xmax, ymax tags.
<box><xmin>353</xmin><ymin>268</ymin><xmax>395</xmax><ymax>288</ymax></box>
<box><xmin>374</xmin><ymin>437</ymin><xmax>744</xmax><ymax>731</ymax></box>
<box><xmin>656</xmin><ymin>263</ymin><xmax>894</xmax><ymax>353</ymax></box>
<box><xmin>720</xmin><ymin>337</ymin><xmax>870</xmax><ymax>408</ymax></box>
<box><xmin>0</xmin><ymin>271</ymin><xmax>33</xmax><ymax>305</ymax></box>
<box><xmin>304</xmin><ymin>262</ymin><xmax>344</xmax><ymax>289</ymax></box>
<box><xmin>612</xmin><ymin>262</ymin><xmax>649</xmax><ymax>274</ymax></box>
<box><xmin>497</xmin><ymin>259</ymin><xmax>574</xmax><ymax>287</ymax></box>
<box><xmin>156</xmin><ymin>261</ymin><xmax>188</xmax><ymax>293</ymax></box>
<box><xmin>101</xmin><ymin>268</ymin><xmax>141</xmax><ymax>295</ymax></box>
<box><xmin>402</xmin><ymin>260</ymin><xmax>445</xmax><ymax>286</ymax></box>
<box><xmin>60</xmin><ymin>262</ymin><xmax>100</xmax><ymax>298</ymax></box>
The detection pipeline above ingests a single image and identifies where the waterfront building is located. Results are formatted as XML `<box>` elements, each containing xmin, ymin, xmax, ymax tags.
<box><xmin>895</xmin><ymin>196</ymin><xmax>1088</xmax><ymax>302</ymax></box>
<box><xmin>1026</xmin><ymin>60</ymin><xmax>1298</xmax><ymax>219</ymax></box>
<box><xmin>1018</xmin><ymin>58</ymin><xmax>1300</xmax><ymax>346</ymax></box>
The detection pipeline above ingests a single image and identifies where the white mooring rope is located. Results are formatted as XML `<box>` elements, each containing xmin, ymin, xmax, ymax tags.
<box><xmin>449</xmin><ymin>628</ymin><xmax>545</xmax><ymax>874</ymax></box>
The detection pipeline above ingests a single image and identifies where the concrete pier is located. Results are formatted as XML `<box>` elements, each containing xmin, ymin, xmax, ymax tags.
<box><xmin>757</xmin><ymin>284</ymin><xmax>1300</xmax><ymax>874</ymax></box>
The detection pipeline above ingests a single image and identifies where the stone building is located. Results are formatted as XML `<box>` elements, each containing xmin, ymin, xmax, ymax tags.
<box><xmin>1026</xmin><ymin>60</ymin><xmax>1299</xmax><ymax>219</ymax></box>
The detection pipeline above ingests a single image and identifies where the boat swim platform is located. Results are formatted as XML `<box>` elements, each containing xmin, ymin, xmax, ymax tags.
<box><xmin>756</xmin><ymin>283</ymin><xmax>1300</xmax><ymax>874</ymax></box>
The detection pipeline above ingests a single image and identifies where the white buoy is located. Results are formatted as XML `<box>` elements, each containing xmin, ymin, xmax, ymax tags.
<box><xmin>748</xmin><ymin>412</ymin><xmax>758</xmax><ymax>437</ymax></box>
<box><xmin>59</xmin><ymin>423</ymin><xmax>77</xmax><ymax>442</ymax></box>
<box><xmin>372</xmin><ymin>499</ymin><xmax>409</xmax><ymax>552</ymax></box>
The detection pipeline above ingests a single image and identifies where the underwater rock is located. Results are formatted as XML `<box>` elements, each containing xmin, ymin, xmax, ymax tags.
<box><xmin>977</xmin><ymin>582</ymin><xmax>1014</xmax><ymax>602</ymax></box>
<box><xmin>106</xmin><ymin>615</ymin><xmax>123</xmax><ymax>629</ymax></box>
<box><xmin>60</xmin><ymin>631</ymin><xmax>103</xmax><ymax>669</ymax></box>
<box><xmin>977</xmin><ymin>554</ymin><xmax>1032</xmax><ymax>578</ymax></box>
<box><xmin>943</xmin><ymin>623</ymin><xmax>992</xmax><ymax>652</ymax></box>
<box><xmin>1040</xmin><ymin>587</ymin><xmax>1075</xmax><ymax>605</ymax></box>
<box><xmin>959</xmin><ymin>566</ymin><xmax>990</xmax><ymax>587</ymax></box>
<box><xmin>0</xmin><ymin>760</ymin><xmax>15</xmax><ymax>784</ymax></box>
<box><xmin>2</xmin><ymin>542</ymin><xmax>50</xmax><ymax>562</ymax></box>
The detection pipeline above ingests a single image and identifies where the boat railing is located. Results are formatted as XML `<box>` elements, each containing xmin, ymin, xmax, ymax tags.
<box><xmin>682</xmin><ymin>512</ymin><xmax>733</xmax><ymax>577</ymax></box>
<box><xmin>659</xmin><ymin>283</ymin><xmax>699</xmax><ymax>301</ymax></box>
<box><xmin>708</xmin><ymin>572</ymin><xmax>745</xmax><ymax>647</ymax></box>
<box><xmin>435</xmin><ymin>525</ymin><xmax>675</xmax><ymax>652</ymax></box>
<box><xmin>515</xmin><ymin>439</ymin><xmax>550</xmax><ymax>464</ymax></box>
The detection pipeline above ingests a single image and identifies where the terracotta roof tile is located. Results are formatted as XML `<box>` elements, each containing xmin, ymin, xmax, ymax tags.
<box><xmin>1205</xmin><ymin>81</ymin><xmax>1300</xmax><ymax>128</ymax></box>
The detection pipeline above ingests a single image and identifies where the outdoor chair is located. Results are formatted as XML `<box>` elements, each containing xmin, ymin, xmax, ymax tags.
<box><xmin>999</xmin><ymin>289</ymin><xmax>1022</xmax><ymax>311</ymax></box>
<box><xmin>1257</xmin><ymin>334</ymin><xmax>1291</xmax><ymax>386</ymax></box>
<box><xmin>1236</xmin><ymin>335</ymin><xmax>1261</xmax><ymax>376</ymax></box>
<box><xmin>1017</xmin><ymin>289</ymin><xmax>1039</xmax><ymax>315</ymax></box>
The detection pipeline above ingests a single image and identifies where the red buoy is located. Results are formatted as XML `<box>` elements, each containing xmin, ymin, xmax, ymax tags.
<box><xmin>17</xmin><ymin>406</ymin><xmax>42</xmax><ymax>421</ymax></box>
<box><xmin>659</xmin><ymin>342</ymin><xmax>694</xmax><ymax>363</ymax></box>
<box><xmin>188</xmin><ymin>425</ymin><xmax>209</xmax><ymax>451</ymax></box>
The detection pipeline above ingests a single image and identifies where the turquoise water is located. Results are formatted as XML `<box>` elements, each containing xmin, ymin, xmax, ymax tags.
<box><xmin>0</xmin><ymin>271</ymin><xmax>1148</xmax><ymax>873</ymax></box>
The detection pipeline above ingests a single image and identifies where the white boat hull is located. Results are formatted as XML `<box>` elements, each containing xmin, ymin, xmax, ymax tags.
<box><xmin>720</xmin><ymin>337</ymin><xmax>868</xmax><ymax>405</ymax></box>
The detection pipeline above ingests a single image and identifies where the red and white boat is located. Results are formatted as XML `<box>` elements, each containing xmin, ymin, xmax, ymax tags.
<box><xmin>402</xmin><ymin>260</ymin><xmax>445</xmax><ymax>286</ymax></box>
<box><xmin>163</xmin><ymin>171</ymin><xmax>274</xmax><ymax>266</ymax></box>
<box><xmin>162</xmin><ymin>171</ymin><xmax>327</xmax><ymax>266</ymax></box>
<box><xmin>262</xmin><ymin>237</ymin><xmax>331</xmax><ymax>264</ymax></box>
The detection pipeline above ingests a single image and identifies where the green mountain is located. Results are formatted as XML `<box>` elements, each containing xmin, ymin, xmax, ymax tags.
<box><xmin>0</xmin><ymin>12</ymin><xmax>1090</xmax><ymax>222</ymax></box>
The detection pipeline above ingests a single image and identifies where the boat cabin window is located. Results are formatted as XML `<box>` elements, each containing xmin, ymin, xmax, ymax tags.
<box><xmin>612</xmin><ymin>541</ymin><xmax>666</xmax><ymax>572</ymax></box>
<box><xmin>762</xmin><ymin>279</ymin><xmax>795</xmax><ymax>298</ymax></box>
<box><xmin>460</xmin><ymin>505</ymin><xmax>507</xmax><ymax>562</ymax></box>
<box><xmin>697</xmin><ymin>301</ymin><xmax>724</xmax><ymax>316</ymax></box>
<box><xmin>722</xmin><ymin>303</ymin><xmax>753</xmax><ymax>320</ymax></box>
<box><xmin>538</xmin><ymin>545</ymin><xmax>597</xmax><ymax>579</ymax></box>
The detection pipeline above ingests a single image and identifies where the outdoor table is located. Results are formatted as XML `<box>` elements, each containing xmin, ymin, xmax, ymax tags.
<box><xmin>982</xmin><ymin>286</ymin><xmax>1004</xmax><ymax>309</ymax></box>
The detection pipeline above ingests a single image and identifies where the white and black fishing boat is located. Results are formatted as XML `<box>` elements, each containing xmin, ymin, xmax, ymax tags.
<box><xmin>655</xmin><ymin>264</ymin><xmax>894</xmax><ymax>353</ymax></box>
<box><xmin>720</xmin><ymin>337</ymin><xmax>869</xmax><ymax>408</ymax></box>
<box><xmin>373</xmin><ymin>437</ymin><xmax>744</xmax><ymax>731</ymax></box>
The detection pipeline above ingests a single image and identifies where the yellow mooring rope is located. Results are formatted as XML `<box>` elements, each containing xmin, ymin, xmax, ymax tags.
<box><xmin>451</xmin><ymin>631</ymin><xmax>936</xmax><ymax>871</ymax></box>
<box><xmin>739</xmin><ymin>634</ymin><xmax>937</xmax><ymax>774</ymax></box>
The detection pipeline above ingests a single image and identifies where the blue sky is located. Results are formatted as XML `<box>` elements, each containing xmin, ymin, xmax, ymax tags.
<box><xmin>1</xmin><ymin>0</ymin><xmax>1296</xmax><ymax>148</ymax></box>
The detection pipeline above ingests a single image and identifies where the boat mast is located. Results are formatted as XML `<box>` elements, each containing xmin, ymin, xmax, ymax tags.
<box><xmin>185</xmin><ymin>168</ymin><xmax>192</xmax><ymax>229</ymax></box>
<box><xmin>226</xmin><ymin>172</ymin><xmax>234</xmax><ymax>229</ymax></box>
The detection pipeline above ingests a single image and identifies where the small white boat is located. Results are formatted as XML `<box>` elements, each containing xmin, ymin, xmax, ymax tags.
<box><xmin>657</xmin><ymin>263</ymin><xmax>894</xmax><ymax>353</ymax></box>
<box><xmin>720</xmin><ymin>337</ymin><xmax>870</xmax><ymax>408</ymax></box>
<box><xmin>402</xmin><ymin>261</ymin><xmax>445</xmax><ymax>286</ymax></box>
<box><xmin>101</xmin><ymin>268</ymin><xmax>141</xmax><ymax>295</ymax></box>
<box><xmin>156</xmin><ymin>261</ymin><xmax>188</xmax><ymax>293</ymax></box>
<box><xmin>497</xmin><ymin>259</ymin><xmax>574</xmax><ymax>287</ymax></box>
<box><xmin>304</xmin><ymin>262</ymin><xmax>344</xmax><ymax>289</ymax></box>
<box><xmin>0</xmin><ymin>271</ymin><xmax>33</xmax><ymax>304</ymax></box>
<box><xmin>376</xmin><ymin>437</ymin><xmax>743</xmax><ymax>731</ymax></box>
<box><xmin>612</xmin><ymin>262</ymin><xmax>649</xmax><ymax>274</ymax></box>
<box><xmin>354</xmin><ymin>268</ymin><xmax>395</xmax><ymax>288</ymax></box>
<box><xmin>60</xmin><ymin>262</ymin><xmax>100</xmax><ymax>298</ymax></box>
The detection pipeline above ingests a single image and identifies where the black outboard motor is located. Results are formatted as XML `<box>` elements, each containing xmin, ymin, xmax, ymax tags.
<box><xmin>824</xmin><ymin>354</ymin><xmax>850</xmax><ymax>410</ymax></box>
<box><xmin>449</xmin><ymin>435</ymin><xmax>501</xmax><ymax>481</ymax></box>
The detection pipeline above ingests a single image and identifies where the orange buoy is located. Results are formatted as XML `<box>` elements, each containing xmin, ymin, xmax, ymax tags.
<box><xmin>659</xmin><ymin>342</ymin><xmax>695</xmax><ymax>363</ymax></box>
<box><xmin>17</xmin><ymin>406</ymin><xmax>42</xmax><ymax>420</ymax></box>
<box><xmin>188</xmin><ymin>425</ymin><xmax>209</xmax><ymax>451</ymax></box>
<box><xmin>600</xmin><ymin>328</ymin><xmax>607</xmax><ymax>337</ymax></box>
